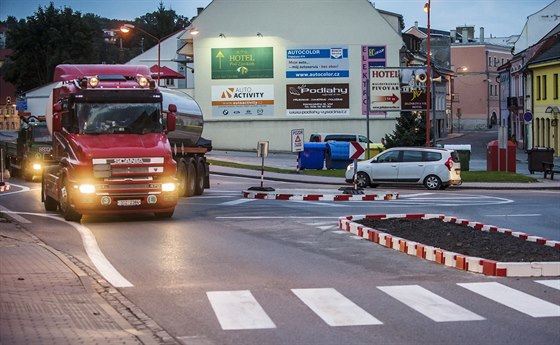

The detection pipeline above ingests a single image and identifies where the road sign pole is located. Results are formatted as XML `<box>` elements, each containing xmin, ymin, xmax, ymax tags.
<box><xmin>353</xmin><ymin>159</ymin><xmax>359</xmax><ymax>191</ymax></box>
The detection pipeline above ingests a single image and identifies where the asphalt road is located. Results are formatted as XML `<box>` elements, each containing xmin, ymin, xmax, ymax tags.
<box><xmin>1</xmin><ymin>175</ymin><xmax>559</xmax><ymax>345</ymax></box>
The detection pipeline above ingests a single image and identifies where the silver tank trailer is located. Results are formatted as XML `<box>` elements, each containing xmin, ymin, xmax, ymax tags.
<box><xmin>160</xmin><ymin>88</ymin><xmax>203</xmax><ymax>147</ymax></box>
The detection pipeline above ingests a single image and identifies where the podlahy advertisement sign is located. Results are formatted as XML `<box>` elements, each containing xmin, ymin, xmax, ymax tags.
<box><xmin>211</xmin><ymin>85</ymin><xmax>274</xmax><ymax>116</ymax></box>
<box><xmin>286</xmin><ymin>83</ymin><xmax>349</xmax><ymax>116</ymax></box>
<box><xmin>369</xmin><ymin>67</ymin><xmax>427</xmax><ymax>111</ymax></box>
<box><xmin>211</xmin><ymin>47</ymin><xmax>273</xmax><ymax>79</ymax></box>
<box><xmin>286</xmin><ymin>47</ymin><xmax>349</xmax><ymax>78</ymax></box>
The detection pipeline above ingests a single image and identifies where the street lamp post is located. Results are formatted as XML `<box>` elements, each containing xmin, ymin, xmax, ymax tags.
<box><xmin>120</xmin><ymin>24</ymin><xmax>161</xmax><ymax>86</ymax></box>
<box><xmin>450</xmin><ymin>66</ymin><xmax>468</xmax><ymax>133</ymax></box>
<box><xmin>424</xmin><ymin>0</ymin><xmax>431</xmax><ymax>147</ymax></box>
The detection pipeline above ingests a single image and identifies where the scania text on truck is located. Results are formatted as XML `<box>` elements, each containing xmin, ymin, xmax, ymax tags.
<box><xmin>41</xmin><ymin>64</ymin><xmax>210</xmax><ymax>222</ymax></box>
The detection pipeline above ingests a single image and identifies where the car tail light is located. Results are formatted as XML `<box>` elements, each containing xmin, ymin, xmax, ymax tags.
<box><xmin>444</xmin><ymin>157</ymin><xmax>453</xmax><ymax>171</ymax></box>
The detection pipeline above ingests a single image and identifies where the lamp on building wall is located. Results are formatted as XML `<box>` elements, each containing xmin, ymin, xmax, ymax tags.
<box><xmin>257</xmin><ymin>32</ymin><xmax>263</xmax><ymax>38</ymax></box>
<box><xmin>188</xmin><ymin>27</ymin><xmax>199</xmax><ymax>35</ymax></box>
<box><xmin>424</xmin><ymin>0</ymin><xmax>432</xmax><ymax>147</ymax></box>
<box><xmin>219</xmin><ymin>33</ymin><xmax>226</xmax><ymax>38</ymax></box>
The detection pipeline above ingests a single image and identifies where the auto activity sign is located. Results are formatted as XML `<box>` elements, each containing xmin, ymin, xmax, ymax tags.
<box><xmin>286</xmin><ymin>83</ymin><xmax>349</xmax><ymax>116</ymax></box>
<box><xmin>211</xmin><ymin>47</ymin><xmax>273</xmax><ymax>79</ymax></box>
<box><xmin>286</xmin><ymin>46</ymin><xmax>349</xmax><ymax>78</ymax></box>
<box><xmin>369</xmin><ymin>67</ymin><xmax>427</xmax><ymax>111</ymax></box>
<box><xmin>211</xmin><ymin>85</ymin><xmax>274</xmax><ymax>116</ymax></box>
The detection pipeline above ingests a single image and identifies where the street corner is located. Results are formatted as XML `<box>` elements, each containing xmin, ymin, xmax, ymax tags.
<box><xmin>241</xmin><ymin>187</ymin><xmax>400</xmax><ymax>201</ymax></box>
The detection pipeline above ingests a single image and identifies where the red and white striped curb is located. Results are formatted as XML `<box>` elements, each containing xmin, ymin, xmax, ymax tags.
<box><xmin>242</xmin><ymin>190</ymin><xmax>399</xmax><ymax>201</ymax></box>
<box><xmin>338</xmin><ymin>213</ymin><xmax>560</xmax><ymax>277</ymax></box>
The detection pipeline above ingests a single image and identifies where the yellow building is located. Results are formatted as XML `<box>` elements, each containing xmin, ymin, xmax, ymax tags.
<box><xmin>529</xmin><ymin>41</ymin><xmax>560</xmax><ymax>157</ymax></box>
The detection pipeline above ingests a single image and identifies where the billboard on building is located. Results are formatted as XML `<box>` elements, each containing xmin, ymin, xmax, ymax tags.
<box><xmin>369</xmin><ymin>67</ymin><xmax>428</xmax><ymax>111</ymax></box>
<box><xmin>211</xmin><ymin>47</ymin><xmax>274</xmax><ymax>79</ymax></box>
<box><xmin>286</xmin><ymin>83</ymin><xmax>349</xmax><ymax>116</ymax></box>
<box><xmin>361</xmin><ymin>46</ymin><xmax>386</xmax><ymax>115</ymax></box>
<box><xmin>286</xmin><ymin>46</ymin><xmax>349</xmax><ymax>78</ymax></box>
<box><xmin>211</xmin><ymin>85</ymin><xmax>274</xmax><ymax>116</ymax></box>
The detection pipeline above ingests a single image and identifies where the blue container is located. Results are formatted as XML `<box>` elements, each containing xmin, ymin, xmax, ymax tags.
<box><xmin>297</xmin><ymin>142</ymin><xmax>327</xmax><ymax>170</ymax></box>
<box><xmin>326</xmin><ymin>142</ymin><xmax>352</xmax><ymax>169</ymax></box>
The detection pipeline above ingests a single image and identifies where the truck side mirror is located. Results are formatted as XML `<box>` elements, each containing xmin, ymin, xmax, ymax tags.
<box><xmin>166</xmin><ymin>113</ymin><xmax>176</xmax><ymax>132</ymax></box>
<box><xmin>52</xmin><ymin>112</ymin><xmax>62</xmax><ymax>132</ymax></box>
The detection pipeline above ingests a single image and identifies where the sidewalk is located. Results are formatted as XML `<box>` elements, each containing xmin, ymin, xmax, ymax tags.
<box><xmin>207</xmin><ymin>149</ymin><xmax>560</xmax><ymax>190</ymax></box>
<box><xmin>0</xmin><ymin>216</ymin><xmax>178</xmax><ymax>345</ymax></box>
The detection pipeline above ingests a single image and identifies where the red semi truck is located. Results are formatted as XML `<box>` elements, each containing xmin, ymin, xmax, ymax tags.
<box><xmin>42</xmin><ymin>64</ymin><xmax>210</xmax><ymax>222</ymax></box>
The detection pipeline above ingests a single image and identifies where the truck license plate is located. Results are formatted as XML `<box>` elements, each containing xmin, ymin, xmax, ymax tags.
<box><xmin>117</xmin><ymin>199</ymin><xmax>141</xmax><ymax>206</ymax></box>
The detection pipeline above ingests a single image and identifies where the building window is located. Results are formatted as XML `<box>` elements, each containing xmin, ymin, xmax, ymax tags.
<box><xmin>554</xmin><ymin>73</ymin><xmax>558</xmax><ymax>100</ymax></box>
<box><xmin>536</xmin><ymin>75</ymin><xmax>541</xmax><ymax>100</ymax></box>
<box><xmin>543</xmin><ymin>75</ymin><xmax>547</xmax><ymax>100</ymax></box>
<box><xmin>165</xmin><ymin>78</ymin><xmax>174</xmax><ymax>87</ymax></box>
<box><xmin>488</xmin><ymin>56</ymin><xmax>492</xmax><ymax>67</ymax></box>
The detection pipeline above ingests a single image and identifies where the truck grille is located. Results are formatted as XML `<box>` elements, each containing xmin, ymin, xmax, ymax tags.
<box><xmin>92</xmin><ymin>157</ymin><xmax>165</xmax><ymax>179</ymax></box>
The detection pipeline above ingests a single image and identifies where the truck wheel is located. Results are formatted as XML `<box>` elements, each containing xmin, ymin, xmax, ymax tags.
<box><xmin>185</xmin><ymin>159</ymin><xmax>196</xmax><ymax>197</ymax></box>
<box><xmin>42</xmin><ymin>177</ymin><xmax>58</xmax><ymax>212</ymax></box>
<box><xmin>60</xmin><ymin>177</ymin><xmax>82</xmax><ymax>222</ymax></box>
<box><xmin>194</xmin><ymin>158</ymin><xmax>205</xmax><ymax>196</ymax></box>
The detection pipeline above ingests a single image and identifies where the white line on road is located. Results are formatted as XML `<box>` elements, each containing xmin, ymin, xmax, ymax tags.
<box><xmin>207</xmin><ymin>290</ymin><xmax>276</xmax><ymax>330</ymax></box>
<box><xmin>378</xmin><ymin>285</ymin><xmax>485</xmax><ymax>322</ymax></box>
<box><xmin>219</xmin><ymin>199</ymin><xmax>256</xmax><ymax>206</ymax></box>
<box><xmin>1</xmin><ymin>209</ymin><xmax>133</xmax><ymax>288</ymax></box>
<box><xmin>292</xmin><ymin>288</ymin><xmax>383</xmax><ymax>326</ymax></box>
<box><xmin>458</xmin><ymin>282</ymin><xmax>560</xmax><ymax>317</ymax></box>
<box><xmin>484</xmin><ymin>214</ymin><xmax>542</xmax><ymax>217</ymax></box>
<box><xmin>216</xmin><ymin>216</ymin><xmax>341</xmax><ymax>219</ymax></box>
<box><xmin>535</xmin><ymin>280</ymin><xmax>560</xmax><ymax>290</ymax></box>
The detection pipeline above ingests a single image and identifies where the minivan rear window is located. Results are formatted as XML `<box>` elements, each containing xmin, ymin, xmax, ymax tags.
<box><xmin>424</xmin><ymin>152</ymin><xmax>442</xmax><ymax>162</ymax></box>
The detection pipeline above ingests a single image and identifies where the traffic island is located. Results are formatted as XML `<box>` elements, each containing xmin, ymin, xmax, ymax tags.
<box><xmin>339</xmin><ymin>214</ymin><xmax>560</xmax><ymax>277</ymax></box>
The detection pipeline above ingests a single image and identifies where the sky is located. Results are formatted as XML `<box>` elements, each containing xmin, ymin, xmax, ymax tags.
<box><xmin>0</xmin><ymin>0</ymin><xmax>554</xmax><ymax>38</ymax></box>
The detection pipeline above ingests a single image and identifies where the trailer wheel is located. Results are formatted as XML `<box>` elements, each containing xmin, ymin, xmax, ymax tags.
<box><xmin>185</xmin><ymin>158</ymin><xmax>196</xmax><ymax>197</ymax></box>
<box><xmin>42</xmin><ymin>175</ymin><xmax>58</xmax><ymax>212</ymax></box>
<box><xmin>60</xmin><ymin>177</ymin><xmax>82</xmax><ymax>222</ymax></box>
<box><xmin>176</xmin><ymin>158</ymin><xmax>196</xmax><ymax>197</ymax></box>
<box><xmin>194</xmin><ymin>158</ymin><xmax>205</xmax><ymax>196</ymax></box>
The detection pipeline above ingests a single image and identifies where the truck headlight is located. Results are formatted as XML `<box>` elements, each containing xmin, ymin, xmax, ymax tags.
<box><xmin>32</xmin><ymin>163</ymin><xmax>42</xmax><ymax>171</ymax></box>
<box><xmin>79</xmin><ymin>184</ymin><xmax>96</xmax><ymax>194</ymax></box>
<box><xmin>161</xmin><ymin>182</ymin><xmax>176</xmax><ymax>192</ymax></box>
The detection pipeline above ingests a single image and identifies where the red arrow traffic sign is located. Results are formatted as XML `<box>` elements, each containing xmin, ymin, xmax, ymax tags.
<box><xmin>349</xmin><ymin>141</ymin><xmax>365</xmax><ymax>160</ymax></box>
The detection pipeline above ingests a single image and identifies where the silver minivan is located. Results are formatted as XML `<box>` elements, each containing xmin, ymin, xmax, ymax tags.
<box><xmin>345</xmin><ymin>147</ymin><xmax>462</xmax><ymax>190</ymax></box>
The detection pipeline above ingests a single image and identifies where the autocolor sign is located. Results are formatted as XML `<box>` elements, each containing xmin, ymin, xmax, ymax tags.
<box><xmin>211</xmin><ymin>85</ymin><xmax>274</xmax><ymax>116</ymax></box>
<box><xmin>286</xmin><ymin>46</ymin><xmax>349</xmax><ymax>78</ymax></box>
<box><xmin>286</xmin><ymin>83</ymin><xmax>349</xmax><ymax>115</ymax></box>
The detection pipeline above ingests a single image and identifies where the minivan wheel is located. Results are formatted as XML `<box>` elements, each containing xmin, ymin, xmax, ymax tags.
<box><xmin>356</xmin><ymin>172</ymin><xmax>371</xmax><ymax>188</ymax></box>
<box><xmin>424</xmin><ymin>175</ymin><xmax>442</xmax><ymax>190</ymax></box>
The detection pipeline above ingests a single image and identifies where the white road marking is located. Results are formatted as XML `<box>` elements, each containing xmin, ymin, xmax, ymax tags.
<box><xmin>485</xmin><ymin>214</ymin><xmax>542</xmax><ymax>217</ymax></box>
<box><xmin>535</xmin><ymin>280</ymin><xmax>560</xmax><ymax>290</ymax></box>
<box><xmin>207</xmin><ymin>290</ymin><xmax>276</xmax><ymax>330</ymax></box>
<box><xmin>292</xmin><ymin>288</ymin><xmax>382</xmax><ymax>326</ymax></box>
<box><xmin>1</xmin><ymin>209</ymin><xmax>133</xmax><ymax>288</ymax></box>
<box><xmin>216</xmin><ymin>216</ymin><xmax>340</xmax><ymax>219</ymax></box>
<box><xmin>458</xmin><ymin>282</ymin><xmax>560</xmax><ymax>317</ymax></box>
<box><xmin>378</xmin><ymin>285</ymin><xmax>485</xmax><ymax>322</ymax></box>
<box><xmin>220</xmin><ymin>199</ymin><xmax>256</xmax><ymax>206</ymax></box>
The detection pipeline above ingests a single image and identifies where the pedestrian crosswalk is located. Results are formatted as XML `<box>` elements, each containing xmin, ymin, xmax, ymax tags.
<box><xmin>206</xmin><ymin>280</ymin><xmax>560</xmax><ymax>330</ymax></box>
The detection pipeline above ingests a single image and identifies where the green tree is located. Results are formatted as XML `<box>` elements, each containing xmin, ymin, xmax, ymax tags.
<box><xmin>1</xmin><ymin>3</ymin><xmax>99</xmax><ymax>92</ymax></box>
<box><xmin>383</xmin><ymin>111</ymin><xmax>428</xmax><ymax>148</ymax></box>
<box><xmin>124</xmin><ymin>1</ymin><xmax>190</xmax><ymax>53</ymax></box>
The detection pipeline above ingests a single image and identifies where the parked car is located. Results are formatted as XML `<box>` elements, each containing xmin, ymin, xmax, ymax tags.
<box><xmin>309</xmin><ymin>133</ymin><xmax>372</xmax><ymax>144</ymax></box>
<box><xmin>345</xmin><ymin>147</ymin><xmax>462</xmax><ymax>190</ymax></box>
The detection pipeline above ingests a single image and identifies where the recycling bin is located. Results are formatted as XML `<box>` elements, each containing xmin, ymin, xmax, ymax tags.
<box><xmin>325</xmin><ymin>141</ymin><xmax>352</xmax><ymax>170</ymax></box>
<box><xmin>366</xmin><ymin>143</ymin><xmax>385</xmax><ymax>159</ymax></box>
<box><xmin>527</xmin><ymin>147</ymin><xmax>555</xmax><ymax>173</ymax></box>
<box><xmin>444</xmin><ymin>144</ymin><xmax>471</xmax><ymax>171</ymax></box>
<box><xmin>487</xmin><ymin>140</ymin><xmax>516</xmax><ymax>173</ymax></box>
<box><xmin>297</xmin><ymin>142</ymin><xmax>327</xmax><ymax>170</ymax></box>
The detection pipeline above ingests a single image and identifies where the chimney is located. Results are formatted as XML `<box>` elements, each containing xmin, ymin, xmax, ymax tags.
<box><xmin>197</xmin><ymin>7</ymin><xmax>204</xmax><ymax>15</ymax></box>
<box><xmin>480</xmin><ymin>27</ymin><xmax>485</xmax><ymax>43</ymax></box>
<box><xmin>415</xmin><ymin>21</ymin><xmax>418</xmax><ymax>29</ymax></box>
<box><xmin>450</xmin><ymin>29</ymin><xmax>456</xmax><ymax>43</ymax></box>
<box><xmin>462</xmin><ymin>28</ymin><xmax>468</xmax><ymax>43</ymax></box>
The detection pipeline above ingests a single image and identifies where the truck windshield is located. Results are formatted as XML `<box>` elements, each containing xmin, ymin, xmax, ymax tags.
<box><xmin>33</xmin><ymin>126</ymin><xmax>52</xmax><ymax>143</ymax></box>
<box><xmin>75</xmin><ymin>103</ymin><xmax>162</xmax><ymax>135</ymax></box>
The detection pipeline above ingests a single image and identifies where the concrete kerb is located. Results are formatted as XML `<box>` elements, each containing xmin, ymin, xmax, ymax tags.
<box><xmin>242</xmin><ymin>188</ymin><xmax>400</xmax><ymax>201</ymax></box>
<box><xmin>338</xmin><ymin>213</ymin><xmax>560</xmax><ymax>278</ymax></box>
